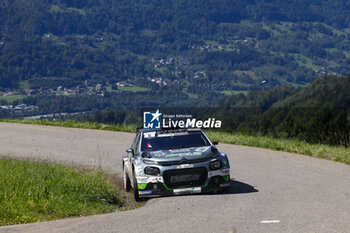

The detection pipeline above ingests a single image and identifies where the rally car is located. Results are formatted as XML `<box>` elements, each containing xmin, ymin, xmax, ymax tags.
<box><xmin>122</xmin><ymin>128</ymin><xmax>231</xmax><ymax>201</ymax></box>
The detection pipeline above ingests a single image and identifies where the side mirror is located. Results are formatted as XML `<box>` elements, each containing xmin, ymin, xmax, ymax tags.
<box><xmin>212</xmin><ymin>141</ymin><xmax>219</xmax><ymax>145</ymax></box>
<box><xmin>126</xmin><ymin>148</ymin><xmax>134</xmax><ymax>158</ymax></box>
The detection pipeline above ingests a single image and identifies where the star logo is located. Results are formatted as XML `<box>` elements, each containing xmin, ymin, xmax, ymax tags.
<box><xmin>151</xmin><ymin>109</ymin><xmax>162</xmax><ymax>122</ymax></box>
<box><xmin>143</xmin><ymin>110</ymin><xmax>162</xmax><ymax>129</ymax></box>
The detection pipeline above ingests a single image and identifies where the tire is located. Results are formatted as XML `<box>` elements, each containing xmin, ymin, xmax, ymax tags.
<box><xmin>132</xmin><ymin>170</ymin><xmax>142</xmax><ymax>202</ymax></box>
<box><xmin>123</xmin><ymin>165</ymin><xmax>131</xmax><ymax>192</ymax></box>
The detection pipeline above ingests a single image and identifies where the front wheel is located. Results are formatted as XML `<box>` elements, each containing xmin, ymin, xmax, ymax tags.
<box><xmin>123</xmin><ymin>165</ymin><xmax>131</xmax><ymax>192</ymax></box>
<box><xmin>132</xmin><ymin>170</ymin><xmax>142</xmax><ymax>202</ymax></box>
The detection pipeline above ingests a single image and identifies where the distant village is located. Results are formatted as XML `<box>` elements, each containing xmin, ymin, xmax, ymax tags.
<box><xmin>0</xmin><ymin>53</ymin><xmax>246</xmax><ymax>115</ymax></box>
<box><xmin>0</xmin><ymin>104</ymin><xmax>37</xmax><ymax>112</ymax></box>
<box><xmin>23</xmin><ymin>80</ymin><xmax>107</xmax><ymax>97</ymax></box>
<box><xmin>0</xmin><ymin>73</ymin><xmax>180</xmax><ymax>114</ymax></box>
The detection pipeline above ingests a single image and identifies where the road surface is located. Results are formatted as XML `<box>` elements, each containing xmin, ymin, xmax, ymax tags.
<box><xmin>0</xmin><ymin>123</ymin><xmax>349</xmax><ymax>233</ymax></box>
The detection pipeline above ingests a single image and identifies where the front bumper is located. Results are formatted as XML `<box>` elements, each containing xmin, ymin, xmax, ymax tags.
<box><xmin>136</xmin><ymin>168</ymin><xmax>231</xmax><ymax>197</ymax></box>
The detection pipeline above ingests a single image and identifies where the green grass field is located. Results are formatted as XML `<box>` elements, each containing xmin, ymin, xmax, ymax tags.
<box><xmin>1</xmin><ymin>119</ymin><xmax>349</xmax><ymax>165</ymax></box>
<box><xmin>285</xmin><ymin>81</ymin><xmax>309</xmax><ymax>88</ymax></box>
<box><xmin>117</xmin><ymin>85</ymin><xmax>149</xmax><ymax>92</ymax></box>
<box><xmin>154</xmin><ymin>67</ymin><xmax>167</xmax><ymax>74</ymax></box>
<box><xmin>106</xmin><ymin>84</ymin><xmax>149</xmax><ymax>93</ymax></box>
<box><xmin>233</xmin><ymin>70</ymin><xmax>258</xmax><ymax>80</ymax></box>
<box><xmin>0</xmin><ymin>159</ymin><xmax>122</xmax><ymax>226</ymax></box>
<box><xmin>206</xmin><ymin>131</ymin><xmax>350</xmax><ymax>165</ymax></box>
<box><xmin>0</xmin><ymin>95</ymin><xmax>25</xmax><ymax>104</ymax></box>
<box><xmin>221</xmin><ymin>90</ymin><xmax>249</xmax><ymax>96</ymax></box>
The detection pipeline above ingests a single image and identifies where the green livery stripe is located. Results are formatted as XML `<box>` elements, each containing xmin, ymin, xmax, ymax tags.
<box><xmin>200</xmin><ymin>179</ymin><xmax>210</xmax><ymax>188</ymax></box>
<box><xmin>162</xmin><ymin>182</ymin><xmax>172</xmax><ymax>191</ymax></box>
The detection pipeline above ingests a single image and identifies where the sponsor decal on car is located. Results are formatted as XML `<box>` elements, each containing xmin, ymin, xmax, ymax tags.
<box><xmin>168</xmin><ymin>148</ymin><xmax>190</xmax><ymax>153</ymax></box>
<box><xmin>149</xmin><ymin>147</ymin><xmax>206</xmax><ymax>158</ymax></box>
<box><xmin>173</xmin><ymin>187</ymin><xmax>201</xmax><ymax>194</ymax></box>
<box><xmin>166</xmin><ymin>151</ymin><xmax>202</xmax><ymax>157</ymax></box>
<box><xmin>176</xmin><ymin>164</ymin><xmax>194</xmax><ymax>169</ymax></box>
<box><xmin>138</xmin><ymin>183</ymin><xmax>147</xmax><ymax>190</ymax></box>
<box><xmin>150</xmin><ymin>177</ymin><xmax>158</xmax><ymax>183</ymax></box>
<box><xmin>137</xmin><ymin>177</ymin><xmax>149</xmax><ymax>183</ymax></box>
<box><xmin>139</xmin><ymin>190</ymin><xmax>152</xmax><ymax>195</ymax></box>
<box><xmin>170</xmin><ymin>174</ymin><xmax>200</xmax><ymax>183</ymax></box>
<box><xmin>166</xmin><ymin>152</ymin><xmax>194</xmax><ymax>157</ymax></box>
<box><xmin>143</xmin><ymin>131</ymin><xmax>156</xmax><ymax>138</ymax></box>
<box><xmin>208</xmin><ymin>170</ymin><xmax>223</xmax><ymax>177</ymax></box>
<box><xmin>158</xmin><ymin>132</ymin><xmax>189</xmax><ymax>137</ymax></box>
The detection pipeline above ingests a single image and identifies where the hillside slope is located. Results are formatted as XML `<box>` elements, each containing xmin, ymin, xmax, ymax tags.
<box><xmin>1</xmin><ymin>0</ymin><xmax>350</xmax><ymax>93</ymax></box>
<box><xmin>217</xmin><ymin>75</ymin><xmax>350</xmax><ymax>146</ymax></box>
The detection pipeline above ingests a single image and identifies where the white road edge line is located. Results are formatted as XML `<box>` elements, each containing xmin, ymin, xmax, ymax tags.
<box><xmin>260</xmin><ymin>220</ymin><xmax>280</xmax><ymax>224</ymax></box>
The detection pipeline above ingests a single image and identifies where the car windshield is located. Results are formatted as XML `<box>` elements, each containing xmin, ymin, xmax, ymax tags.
<box><xmin>141</xmin><ymin>130</ymin><xmax>211</xmax><ymax>151</ymax></box>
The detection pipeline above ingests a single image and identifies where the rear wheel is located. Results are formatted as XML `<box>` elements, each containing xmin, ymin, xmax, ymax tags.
<box><xmin>123</xmin><ymin>165</ymin><xmax>131</xmax><ymax>192</ymax></box>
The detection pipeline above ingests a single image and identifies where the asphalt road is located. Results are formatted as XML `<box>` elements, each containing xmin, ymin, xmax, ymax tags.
<box><xmin>0</xmin><ymin>122</ymin><xmax>349</xmax><ymax>233</ymax></box>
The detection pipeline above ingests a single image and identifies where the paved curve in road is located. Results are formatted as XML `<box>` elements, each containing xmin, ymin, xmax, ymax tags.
<box><xmin>0</xmin><ymin>122</ymin><xmax>349</xmax><ymax>233</ymax></box>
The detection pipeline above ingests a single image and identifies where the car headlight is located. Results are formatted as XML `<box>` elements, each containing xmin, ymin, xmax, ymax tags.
<box><xmin>209</xmin><ymin>160</ymin><xmax>222</xmax><ymax>170</ymax></box>
<box><xmin>144</xmin><ymin>166</ymin><xmax>160</xmax><ymax>176</ymax></box>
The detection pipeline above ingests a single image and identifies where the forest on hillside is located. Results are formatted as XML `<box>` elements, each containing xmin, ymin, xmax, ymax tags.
<box><xmin>1</xmin><ymin>0</ymin><xmax>350</xmax><ymax>94</ymax></box>
<box><xmin>78</xmin><ymin>76</ymin><xmax>350</xmax><ymax>147</ymax></box>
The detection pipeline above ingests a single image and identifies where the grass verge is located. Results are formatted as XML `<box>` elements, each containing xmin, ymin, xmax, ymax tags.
<box><xmin>206</xmin><ymin>131</ymin><xmax>350</xmax><ymax>165</ymax></box>
<box><xmin>1</xmin><ymin>119</ymin><xmax>349</xmax><ymax>165</ymax></box>
<box><xmin>0</xmin><ymin>159</ymin><xmax>142</xmax><ymax>226</ymax></box>
<box><xmin>0</xmin><ymin>159</ymin><xmax>121</xmax><ymax>226</ymax></box>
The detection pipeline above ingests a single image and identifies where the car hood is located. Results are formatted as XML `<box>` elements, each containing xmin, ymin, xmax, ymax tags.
<box><xmin>146</xmin><ymin>146</ymin><xmax>216</xmax><ymax>162</ymax></box>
